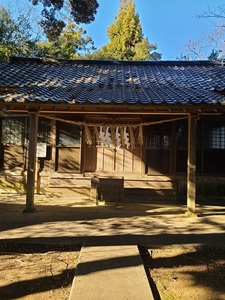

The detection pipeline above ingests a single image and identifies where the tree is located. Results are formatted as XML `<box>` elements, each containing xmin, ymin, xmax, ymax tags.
<box><xmin>31</xmin><ymin>0</ymin><xmax>99</xmax><ymax>40</ymax></box>
<box><xmin>180</xmin><ymin>5</ymin><xmax>225</xmax><ymax>60</ymax></box>
<box><xmin>200</xmin><ymin>6</ymin><xmax>225</xmax><ymax>60</ymax></box>
<box><xmin>200</xmin><ymin>5</ymin><xmax>225</xmax><ymax>22</ymax></box>
<box><xmin>0</xmin><ymin>6</ymin><xmax>37</xmax><ymax>61</ymax></box>
<box><xmin>208</xmin><ymin>49</ymin><xmax>222</xmax><ymax>60</ymax></box>
<box><xmin>179</xmin><ymin>32</ymin><xmax>209</xmax><ymax>60</ymax></box>
<box><xmin>179</xmin><ymin>6</ymin><xmax>225</xmax><ymax>60</ymax></box>
<box><xmin>88</xmin><ymin>0</ymin><xmax>161</xmax><ymax>60</ymax></box>
<box><xmin>36</xmin><ymin>21</ymin><xmax>96</xmax><ymax>59</ymax></box>
<box><xmin>179</xmin><ymin>28</ymin><xmax>225</xmax><ymax>61</ymax></box>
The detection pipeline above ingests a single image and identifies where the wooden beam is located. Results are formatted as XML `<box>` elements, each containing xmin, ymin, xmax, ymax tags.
<box><xmin>24</xmin><ymin>112</ymin><xmax>38</xmax><ymax>213</ymax></box>
<box><xmin>187</xmin><ymin>115</ymin><xmax>197</xmax><ymax>214</ymax></box>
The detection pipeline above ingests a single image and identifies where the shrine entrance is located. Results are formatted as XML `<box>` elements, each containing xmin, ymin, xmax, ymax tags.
<box><xmin>83</xmin><ymin>116</ymin><xmax>143</xmax><ymax>174</ymax></box>
<box><xmin>85</xmin><ymin>145</ymin><xmax>142</xmax><ymax>173</ymax></box>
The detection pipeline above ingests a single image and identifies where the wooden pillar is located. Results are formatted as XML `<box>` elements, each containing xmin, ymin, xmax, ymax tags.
<box><xmin>0</xmin><ymin>118</ymin><xmax>3</xmax><ymax>169</ymax></box>
<box><xmin>80</xmin><ymin>125</ymin><xmax>86</xmax><ymax>174</ymax></box>
<box><xmin>50</xmin><ymin>119</ymin><xmax>56</xmax><ymax>171</ymax></box>
<box><xmin>24</xmin><ymin>112</ymin><xmax>38</xmax><ymax>213</ymax></box>
<box><xmin>142</xmin><ymin>125</ymin><xmax>146</xmax><ymax>175</ymax></box>
<box><xmin>187</xmin><ymin>115</ymin><xmax>197</xmax><ymax>214</ymax></box>
<box><xmin>170</xmin><ymin>121</ymin><xmax>177</xmax><ymax>175</ymax></box>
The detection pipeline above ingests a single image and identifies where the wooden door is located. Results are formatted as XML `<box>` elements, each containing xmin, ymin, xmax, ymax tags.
<box><xmin>85</xmin><ymin>145</ymin><xmax>142</xmax><ymax>173</ymax></box>
<box><xmin>83</xmin><ymin>118</ymin><xmax>143</xmax><ymax>174</ymax></box>
<box><xmin>56</xmin><ymin>122</ymin><xmax>81</xmax><ymax>172</ymax></box>
<box><xmin>145</xmin><ymin>124</ymin><xmax>171</xmax><ymax>175</ymax></box>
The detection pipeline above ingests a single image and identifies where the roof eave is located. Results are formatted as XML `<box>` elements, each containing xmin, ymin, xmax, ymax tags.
<box><xmin>0</xmin><ymin>102</ymin><xmax>225</xmax><ymax>116</ymax></box>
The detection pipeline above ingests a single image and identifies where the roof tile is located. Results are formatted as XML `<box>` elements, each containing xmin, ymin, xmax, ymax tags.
<box><xmin>0</xmin><ymin>57</ymin><xmax>225</xmax><ymax>105</ymax></box>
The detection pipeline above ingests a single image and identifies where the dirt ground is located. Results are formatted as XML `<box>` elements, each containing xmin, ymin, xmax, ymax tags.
<box><xmin>0</xmin><ymin>244</ymin><xmax>80</xmax><ymax>300</ymax></box>
<box><xmin>143</xmin><ymin>247</ymin><xmax>225</xmax><ymax>300</ymax></box>
<box><xmin>0</xmin><ymin>244</ymin><xmax>225</xmax><ymax>300</ymax></box>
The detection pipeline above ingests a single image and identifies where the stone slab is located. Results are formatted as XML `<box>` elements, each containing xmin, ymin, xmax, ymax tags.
<box><xmin>69</xmin><ymin>245</ymin><xmax>153</xmax><ymax>300</ymax></box>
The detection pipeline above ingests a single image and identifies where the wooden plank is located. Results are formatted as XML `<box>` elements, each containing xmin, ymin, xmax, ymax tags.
<box><xmin>57</xmin><ymin>147</ymin><xmax>81</xmax><ymax>172</ymax></box>
<box><xmin>103</xmin><ymin>148</ymin><xmax>114</xmax><ymax>170</ymax></box>
<box><xmin>133</xmin><ymin>147</ymin><xmax>142</xmax><ymax>173</ymax></box>
<box><xmin>85</xmin><ymin>145</ymin><xmax>97</xmax><ymax>172</ymax></box>
<box><xmin>4</xmin><ymin>145</ymin><xmax>24</xmax><ymax>169</ymax></box>
<box><xmin>115</xmin><ymin>148</ymin><xmax>124</xmax><ymax>171</ymax></box>
<box><xmin>124</xmin><ymin>149</ymin><xmax>133</xmax><ymax>171</ymax></box>
<box><xmin>97</xmin><ymin>146</ymin><xmax>104</xmax><ymax>170</ymax></box>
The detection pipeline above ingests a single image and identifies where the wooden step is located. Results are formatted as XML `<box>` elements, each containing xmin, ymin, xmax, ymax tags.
<box><xmin>47</xmin><ymin>174</ymin><xmax>176</xmax><ymax>203</ymax></box>
<box><xmin>49</xmin><ymin>178</ymin><xmax>91</xmax><ymax>188</ymax></box>
<box><xmin>124</xmin><ymin>180</ymin><xmax>174</xmax><ymax>189</ymax></box>
<box><xmin>124</xmin><ymin>186</ymin><xmax>176</xmax><ymax>203</ymax></box>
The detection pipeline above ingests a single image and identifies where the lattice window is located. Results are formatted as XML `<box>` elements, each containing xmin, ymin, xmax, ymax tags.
<box><xmin>205</xmin><ymin>124</ymin><xmax>225</xmax><ymax>149</ymax></box>
<box><xmin>38</xmin><ymin>118</ymin><xmax>51</xmax><ymax>144</ymax></box>
<box><xmin>2</xmin><ymin>118</ymin><xmax>27</xmax><ymax>145</ymax></box>
<box><xmin>146</xmin><ymin>124</ymin><xmax>170</xmax><ymax>149</ymax></box>
<box><xmin>58</xmin><ymin>122</ymin><xmax>81</xmax><ymax>146</ymax></box>
<box><xmin>1</xmin><ymin>118</ymin><xmax>52</xmax><ymax>145</ymax></box>
<box><xmin>176</xmin><ymin>121</ymin><xmax>188</xmax><ymax>148</ymax></box>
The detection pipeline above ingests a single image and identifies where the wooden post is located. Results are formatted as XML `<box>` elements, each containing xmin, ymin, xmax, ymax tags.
<box><xmin>170</xmin><ymin>121</ymin><xmax>176</xmax><ymax>175</ymax></box>
<box><xmin>80</xmin><ymin>125</ymin><xmax>86</xmax><ymax>174</ymax></box>
<box><xmin>24</xmin><ymin>112</ymin><xmax>38</xmax><ymax>213</ymax></box>
<box><xmin>36</xmin><ymin>160</ymin><xmax>41</xmax><ymax>194</ymax></box>
<box><xmin>187</xmin><ymin>115</ymin><xmax>197</xmax><ymax>215</ymax></box>
<box><xmin>50</xmin><ymin>119</ymin><xmax>56</xmax><ymax>171</ymax></box>
<box><xmin>0</xmin><ymin>118</ymin><xmax>3</xmax><ymax>169</ymax></box>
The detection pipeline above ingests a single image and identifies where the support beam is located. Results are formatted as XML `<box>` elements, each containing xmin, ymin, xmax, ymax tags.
<box><xmin>24</xmin><ymin>112</ymin><xmax>38</xmax><ymax>213</ymax></box>
<box><xmin>187</xmin><ymin>115</ymin><xmax>197</xmax><ymax>214</ymax></box>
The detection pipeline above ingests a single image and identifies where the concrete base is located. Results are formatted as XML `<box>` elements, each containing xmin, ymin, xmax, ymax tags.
<box><xmin>69</xmin><ymin>245</ymin><xmax>153</xmax><ymax>300</ymax></box>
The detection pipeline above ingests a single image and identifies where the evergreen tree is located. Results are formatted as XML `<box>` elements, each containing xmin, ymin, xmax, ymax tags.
<box><xmin>208</xmin><ymin>49</ymin><xmax>223</xmax><ymax>61</ymax></box>
<box><xmin>89</xmin><ymin>0</ymin><xmax>161</xmax><ymax>60</ymax></box>
<box><xmin>36</xmin><ymin>21</ymin><xmax>96</xmax><ymax>59</ymax></box>
<box><xmin>0</xmin><ymin>6</ymin><xmax>37</xmax><ymax>62</ymax></box>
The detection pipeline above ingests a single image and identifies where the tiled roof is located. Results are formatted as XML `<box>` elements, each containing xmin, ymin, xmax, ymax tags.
<box><xmin>0</xmin><ymin>57</ymin><xmax>225</xmax><ymax>105</ymax></box>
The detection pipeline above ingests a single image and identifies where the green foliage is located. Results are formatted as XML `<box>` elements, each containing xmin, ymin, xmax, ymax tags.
<box><xmin>36</xmin><ymin>21</ymin><xmax>96</xmax><ymax>59</ymax></box>
<box><xmin>208</xmin><ymin>49</ymin><xmax>223</xmax><ymax>61</ymax></box>
<box><xmin>133</xmin><ymin>39</ymin><xmax>161</xmax><ymax>60</ymax></box>
<box><xmin>0</xmin><ymin>6</ymin><xmax>36</xmax><ymax>62</ymax></box>
<box><xmin>89</xmin><ymin>0</ymin><xmax>161</xmax><ymax>61</ymax></box>
<box><xmin>32</xmin><ymin>0</ymin><xmax>99</xmax><ymax>40</ymax></box>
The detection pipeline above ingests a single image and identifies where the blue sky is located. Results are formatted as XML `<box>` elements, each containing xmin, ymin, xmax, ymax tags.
<box><xmin>1</xmin><ymin>0</ymin><xmax>225</xmax><ymax>59</ymax></box>
<box><xmin>83</xmin><ymin>0</ymin><xmax>225</xmax><ymax>60</ymax></box>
